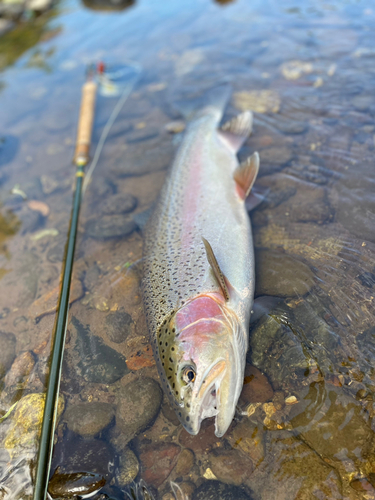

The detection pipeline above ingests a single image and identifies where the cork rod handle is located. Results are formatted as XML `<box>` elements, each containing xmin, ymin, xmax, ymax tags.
<box><xmin>74</xmin><ymin>80</ymin><xmax>97</xmax><ymax>165</ymax></box>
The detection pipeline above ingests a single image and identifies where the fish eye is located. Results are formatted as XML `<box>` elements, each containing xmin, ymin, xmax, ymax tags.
<box><xmin>182</xmin><ymin>366</ymin><xmax>196</xmax><ymax>384</ymax></box>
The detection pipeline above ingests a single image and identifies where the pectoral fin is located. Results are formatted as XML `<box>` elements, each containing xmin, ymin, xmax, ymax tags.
<box><xmin>218</xmin><ymin>111</ymin><xmax>253</xmax><ymax>153</ymax></box>
<box><xmin>202</xmin><ymin>237</ymin><xmax>230</xmax><ymax>301</ymax></box>
<box><xmin>234</xmin><ymin>152</ymin><xmax>259</xmax><ymax>200</ymax></box>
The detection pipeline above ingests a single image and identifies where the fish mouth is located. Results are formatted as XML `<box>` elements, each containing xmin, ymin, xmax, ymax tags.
<box><xmin>188</xmin><ymin>359</ymin><xmax>226</xmax><ymax>434</ymax></box>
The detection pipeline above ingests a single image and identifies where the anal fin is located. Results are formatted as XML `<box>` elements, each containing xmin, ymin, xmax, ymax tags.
<box><xmin>234</xmin><ymin>152</ymin><xmax>259</xmax><ymax>200</ymax></box>
<box><xmin>218</xmin><ymin>111</ymin><xmax>253</xmax><ymax>153</ymax></box>
<box><xmin>202</xmin><ymin>237</ymin><xmax>230</xmax><ymax>301</ymax></box>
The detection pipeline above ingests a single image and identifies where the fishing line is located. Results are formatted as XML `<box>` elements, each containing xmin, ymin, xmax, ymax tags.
<box><xmin>33</xmin><ymin>61</ymin><xmax>141</xmax><ymax>500</ymax></box>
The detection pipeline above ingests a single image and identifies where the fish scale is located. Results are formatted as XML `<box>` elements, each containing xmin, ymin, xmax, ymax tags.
<box><xmin>142</xmin><ymin>86</ymin><xmax>258</xmax><ymax>436</ymax></box>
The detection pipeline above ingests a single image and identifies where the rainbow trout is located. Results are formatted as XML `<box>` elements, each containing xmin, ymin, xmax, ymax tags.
<box><xmin>142</xmin><ymin>86</ymin><xmax>259</xmax><ymax>437</ymax></box>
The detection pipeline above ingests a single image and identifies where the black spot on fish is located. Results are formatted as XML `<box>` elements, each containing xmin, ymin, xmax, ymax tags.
<box><xmin>171</xmin><ymin>347</ymin><xmax>175</xmax><ymax>351</ymax></box>
<box><xmin>172</xmin><ymin>383</ymin><xmax>175</xmax><ymax>388</ymax></box>
<box><xmin>186</xmin><ymin>416</ymin><xmax>190</xmax><ymax>422</ymax></box>
<box><xmin>169</xmin><ymin>367</ymin><xmax>173</xmax><ymax>371</ymax></box>
<box><xmin>169</xmin><ymin>358</ymin><xmax>173</xmax><ymax>363</ymax></box>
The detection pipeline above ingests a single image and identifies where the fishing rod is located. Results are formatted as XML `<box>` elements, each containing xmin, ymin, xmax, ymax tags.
<box><xmin>33</xmin><ymin>69</ymin><xmax>97</xmax><ymax>500</ymax></box>
<box><xmin>33</xmin><ymin>62</ymin><xmax>141</xmax><ymax>500</ymax></box>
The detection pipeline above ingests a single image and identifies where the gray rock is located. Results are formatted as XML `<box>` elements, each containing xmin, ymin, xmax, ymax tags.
<box><xmin>83</xmin><ymin>263</ymin><xmax>102</xmax><ymax>292</ymax></box>
<box><xmin>64</xmin><ymin>403</ymin><xmax>115</xmax><ymax>437</ymax></box>
<box><xmin>255</xmin><ymin>250</ymin><xmax>315</xmax><ymax>297</ymax></box>
<box><xmin>71</xmin><ymin>317</ymin><xmax>129</xmax><ymax>384</ymax></box>
<box><xmin>258</xmin><ymin>146</ymin><xmax>293</xmax><ymax>176</ymax></box>
<box><xmin>85</xmin><ymin>215</ymin><xmax>136</xmax><ymax>239</ymax></box>
<box><xmin>99</xmin><ymin>194</ymin><xmax>137</xmax><ymax>215</ymax></box>
<box><xmin>193</xmin><ymin>481</ymin><xmax>253</xmax><ymax>500</ymax></box>
<box><xmin>0</xmin><ymin>331</ymin><xmax>16</xmax><ymax>378</ymax></box>
<box><xmin>105</xmin><ymin>309</ymin><xmax>135</xmax><ymax>344</ymax></box>
<box><xmin>47</xmin><ymin>237</ymin><xmax>67</xmax><ymax>263</ymax></box>
<box><xmin>352</xmin><ymin>94</ymin><xmax>374</xmax><ymax>112</ymax></box>
<box><xmin>115</xmin><ymin>377</ymin><xmax>162</xmax><ymax>443</ymax></box>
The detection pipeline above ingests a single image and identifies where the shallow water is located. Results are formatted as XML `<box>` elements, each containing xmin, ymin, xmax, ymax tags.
<box><xmin>1</xmin><ymin>0</ymin><xmax>375</xmax><ymax>498</ymax></box>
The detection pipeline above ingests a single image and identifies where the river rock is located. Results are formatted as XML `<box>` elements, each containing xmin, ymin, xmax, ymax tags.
<box><xmin>209</xmin><ymin>449</ymin><xmax>253</xmax><ymax>486</ymax></box>
<box><xmin>105</xmin><ymin>309</ymin><xmax>135</xmax><ymax>344</ymax></box>
<box><xmin>48</xmin><ymin>470</ymin><xmax>105</xmax><ymax>499</ymax></box>
<box><xmin>99</xmin><ymin>194</ymin><xmax>137</xmax><ymax>215</ymax></box>
<box><xmin>71</xmin><ymin>317</ymin><xmax>129</xmax><ymax>384</ymax></box>
<box><xmin>4</xmin><ymin>393</ymin><xmax>64</xmax><ymax>459</ymax></box>
<box><xmin>289</xmin><ymin>385</ymin><xmax>373</xmax><ymax>469</ymax></box>
<box><xmin>139</xmin><ymin>442</ymin><xmax>180</xmax><ymax>487</ymax></box>
<box><xmin>179</xmin><ymin>419</ymin><xmax>218</xmax><ymax>453</ymax></box>
<box><xmin>239</xmin><ymin>365</ymin><xmax>274</xmax><ymax>406</ymax></box>
<box><xmin>193</xmin><ymin>480</ymin><xmax>253</xmax><ymax>500</ymax></box>
<box><xmin>64</xmin><ymin>402</ymin><xmax>115</xmax><ymax>437</ymax></box>
<box><xmin>227</xmin><ymin>419</ymin><xmax>265</xmax><ymax>466</ymax></box>
<box><xmin>115</xmin><ymin>377</ymin><xmax>162</xmax><ymax>443</ymax></box>
<box><xmin>255</xmin><ymin>250</ymin><xmax>315</xmax><ymax>297</ymax></box>
<box><xmin>52</xmin><ymin>438</ymin><xmax>114</xmax><ymax>480</ymax></box>
<box><xmin>4</xmin><ymin>350</ymin><xmax>35</xmax><ymax>389</ymax></box>
<box><xmin>161</xmin><ymin>400</ymin><xmax>181</xmax><ymax>426</ymax></box>
<box><xmin>174</xmin><ymin>448</ymin><xmax>195</xmax><ymax>476</ymax></box>
<box><xmin>116</xmin><ymin>447</ymin><xmax>139</xmax><ymax>487</ymax></box>
<box><xmin>258</xmin><ymin>146</ymin><xmax>293</xmax><ymax>176</ymax></box>
<box><xmin>85</xmin><ymin>215</ymin><xmax>136</xmax><ymax>239</ymax></box>
<box><xmin>0</xmin><ymin>331</ymin><xmax>16</xmax><ymax>378</ymax></box>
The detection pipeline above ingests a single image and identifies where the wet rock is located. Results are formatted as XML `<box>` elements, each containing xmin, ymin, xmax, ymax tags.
<box><xmin>258</xmin><ymin>146</ymin><xmax>293</xmax><ymax>176</ymax></box>
<box><xmin>193</xmin><ymin>480</ymin><xmax>253</xmax><ymax>500</ymax></box>
<box><xmin>99</xmin><ymin>193</ymin><xmax>137</xmax><ymax>216</ymax></box>
<box><xmin>139</xmin><ymin>442</ymin><xmax>180</xmax><ymax>487</ymax></box>
<box><xmin>83</xmin><ymin>263</ymin><xmax>102</xmax><ymax>291</ymax></box>
<box><xmin>13</xmin><ymin>316</ymin><xmax>29</xmax><ymax>333</ymax></box>
<box><xmin>175</xmin><ymin>448</ymin><xmax>195</xmax><ymax>476</ymax></box>
<box><xmin>86</xmin><ymin>215</ymin><xmax>136</xmax><ymax>239</ymax></box>
<box><xmin>289</xmin><ymin>385</ymin><xmax>373</xmax><ymax>468</ymax></box>
<box><xmin>71</xmin><ymin>317</ymin><xmax>129</xmax><ymax>384</ymax></box>
<box><xmin>352</xmin><ymin>94</ymin><xmax>374</xmax><ymax>112</ymax></box>
<box><xmin>179</xmin><ymin>419</ymin><xmax>218</xmax><ymax>453</ymax></box>
<box><xmin>357</xmin><ymin>271</ymin><xmax>375</xmax><ymax>289</ymax></box>
<box><xmin>115</xmin><ymin>377</ymin><xmax>162</xmax><ymax>443</ymax></box>
<box><xmin>227</xmin><ymin>419</ymin><xmax>265</xmax><ymax>466</ymax></box>
<box><xmin>249</xmin><ymin>311</ymin><xmax>309</xmax><ymax>391</ymax></box>
<box><xmin>274</xmin><ymin>117</ymin><xmax>307</xmax><ymax>135</ymax></box>
<box><xmin>4</xmin><ymin>393</ymin><xmax>64</xmax><ymax>459</ymax></box>
<box><xmin>126</xmin><ymin>344</ymin><xmax>155</xmax><ymax>371</ymax></box>
<box><xmin>209</xmin><ymin>449</ymin><xmax>253</xmax><ymax>486</ymax></box>
<box><xmin>234</xmin><ymin>90</ymin><xmax>280</xmax><ymax>113</ymax></box>
<box><xmin>19</xmin><ymin>206</ymin><xmax>44</xmax><ymax>234</ymax></box>
<box><xmin>161</xmin><ymin>400</ymin><xmax>181</xmax><ymax>427</ymax></box>
<box><xmin>116</xmin><ymin>447</ymin><xmax>139</xmax><ymax>487</ymax></box>
<box><xmin>4</xmin><ymin>351</ymin><xmax>35</xmax><ymax>389</ymax></box>
<box><xmin>64</xmin><ymin>402</ymin><xmax>115</xmax><ymax>437</ymax></box>
<box><xmin>48</xmin><ymin>469</ymin><xmax>105</xmax><ymax>499</ymax></box>
<box><xmin>0</xmin><ymin>331</ymin><xmax>16</xmax><ymax>377</ymax></box>
<box><xmin>52</xmin><ymin>438</ymin><xmax>114</xmax><ymax>480</ymax></box>
<box><xmin>255</xmin><ymin>250</ymin><xmax>314</xmax><ymax>297</ymax></box>
<box><xmin>239</xmin><ymin>365</ymin><xmax>274</xmax><ymax>407</ymax></box>
<box><xmin>105</xmin><ymin>309</ymin><xmax>135</xmax><ymax>344</ymax></box>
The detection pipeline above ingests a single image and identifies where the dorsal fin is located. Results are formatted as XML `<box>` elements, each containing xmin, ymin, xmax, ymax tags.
<box><xmin>234</xmin><ymin>152</ymin><xmax>259</xmax><ymax>200</ymax></box>
<box><xmin>218</xmin><ymin>111</ymin><xmax>253</xmax><ymax>153</ymax></box>
<box><xmin>202</xmin><ymin>237</ymin><xmax>230</xmax><ymax>301</ymax></box>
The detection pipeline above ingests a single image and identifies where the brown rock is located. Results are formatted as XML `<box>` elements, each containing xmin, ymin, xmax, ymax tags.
<box><xmin>179</xmin><ymin>419</ymin><xmax>218</xmax><ymax>453</ymax></box>
<box><xmin>126</xmin><ymin>344</ymin><xmax>155</xmax><ymax>371</ymax></box>
<box><xmin>239</xmin><ymin>365</ymin><xmax>273</xmax><ymax>406</ymax></box>
<box><xmin>4</xmin><ymin>351</ymin><xmax>35</xmax><ymax>388</ymax></box>
<box><xmin>64</xmin><ymin>402</ymin><xmax>115</xmax><ymax>437</ymax></box>
<box><xmin>209</xmin><ymin>449</ymin><xmax>253</xmax><ymax>486</ymax></box>
<box><xmin>227</xmin><ymin>419</ymin><xmax>265</xmax><ymax>466</ymax></box>
<box><xmin>139</xmin><ymin>442</ymin><xmax>180</xmax><ymax>487</ymax></box>
<box><xmin>175</xmin><ymin>448</ymin><xmax>195</xmax><ymax>476</ymax></box>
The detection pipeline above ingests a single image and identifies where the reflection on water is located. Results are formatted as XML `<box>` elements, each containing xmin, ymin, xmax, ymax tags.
<box><xmin>1</xmin><ymin>0</ymin><xmax>375</xmax><ymax>498</ymax></box>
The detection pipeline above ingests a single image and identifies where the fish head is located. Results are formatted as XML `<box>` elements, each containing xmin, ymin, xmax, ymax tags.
<box><xmin>156</xmin><ymin>294</ymin><xmax>244</xmax><ymax>437</ymax></box>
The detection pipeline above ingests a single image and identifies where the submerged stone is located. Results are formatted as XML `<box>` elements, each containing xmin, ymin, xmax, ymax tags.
<box><xmin>48</xmin><ymin>469</ymin><xmax>105</xmax><ymax>499</ymax></box>
<box><xmin>0</xmin><ymin>331</ymin><xmax>16</xmax><ymax>378</ymax></box>
<box><xmin>116</xmin><ymin>447</ymin><xmax>139</xmax><ymax>487</ymax></box>
<box><xmin>105</xmin><ymin>309</ymin><xmax>135</xmax><ymax>344</ymax></box>
<box><xmin>139</xmin><ymin>442</ymin><xmax>180</xmax><ymax>488</ymax></box>
<box><xmin>255</xmin><ymin>250</ymin><xmax>314</xmax><ymax>298</ymax></box>
<box><xmin>86</xmin><ymin>214</ymin><xmax>136</xmax><ymax>239</ymax></box>
<box><xmin>115</xmin><ymin>377</ymin><xmax>162</xmax><ymax>443</ymax></box>
<box><xmin>99</xmin><ymin>193</ymin><xmax>137</xmax><ymax>215</ymax></box>
<box><xmin>193</xmin><ymin>480</ymin><xmax>253</xmax><ymax>500</ymax></box>
<box><xmin>64</xmin><ymin>402</ymin><xmax>115</xmax><ymax>437</ymax></box>
<box><xmin>209</xmin><ymin>449</ymin><xmax>253</xmax><ymax>486</ymax></box>
<box><xmin>71</xmin><ymin>317</ymin><xmax>129</xmax><ymax>384</ymax></box>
